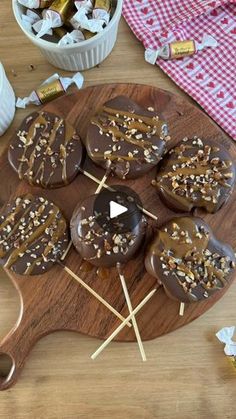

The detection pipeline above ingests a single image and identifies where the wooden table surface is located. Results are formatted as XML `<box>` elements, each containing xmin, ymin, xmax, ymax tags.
<box><xmin>0</xmin><ymin>1</ymin><xmax>235</xmax><ymax>418</ymax></box>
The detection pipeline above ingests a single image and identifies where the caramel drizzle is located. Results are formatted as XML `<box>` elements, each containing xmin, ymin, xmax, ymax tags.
<box><xmin>17</xmin><ymin>113</ymin><xmax>75</xmax><ymax>186</ymax></box>
<box><xmin>0</xmin><ymin>195</ymin><xmax>67</xmax><ymax>274</ymax></box>
<box><xmin>90</xmin><ymin>105</ymin><xmax>165</xmax><ymax>162</ymax></box>
<box><xmin>152</xmin><ymin>218</ymin><xmax>233</xmax><ymax>299</ymax></box>
<box><xmin>158</xmin><ymin>141</ymin><xmax>233</xmax><ymax>209</ymax></box>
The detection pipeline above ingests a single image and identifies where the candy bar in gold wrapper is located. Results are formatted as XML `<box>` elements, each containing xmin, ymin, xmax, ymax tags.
<box><xmin>54</xmin><ymin>26</ymin><xmax>68</xmax><ymax>38</ymax></box>
<box><xmin>37</xmin><ymin>79</ymin><xmax>64</xmax><ymax>104</ymax></box>
<box><xmin>169</xmin><ymin>40</ymin><xmax>195</xmax><ymax>59</ymax></box>
<box><xmin>93</xmin><ymin>0</ymin><xmax>111</xmax><ymax>25</ymax></box>
<box><xmin>83</xmin><ymin>29</ymin><xmax>96</xmax><ymax>39</ymax></box>
<box><xmin>16</xmin><ymin>73</ymin><xmax>84</xmax><ymax>108</ymax></box>
<box><xmin>49</xmin><ymin>0</ymin><xmax>74</xmax><ymax>22</ymax></box>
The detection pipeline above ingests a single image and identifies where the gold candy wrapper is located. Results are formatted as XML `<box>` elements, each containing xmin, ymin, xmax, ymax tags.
<box><xmin>94</xmin><ymin>0</ymin><xmax>111</xmax><ymax>12</ymax></box>
<box><xmin>169</xmin><ymin>40</ymin><xmax>195</xmax><ymax>59</ymax></box>
<box><xmin>216</xmin><ymin>326</ymin><xmax>236</xmax><ymax>371</ymax></box>
<box><xmin>40</xmin><ymin>0</ymin><xmax>54</xmax><ymax>7</ymax></box>
<box><xmin>229</xmin><ymin>356</ymin><xmax>236</xmax><ymax>369</ymax></box>
<box><xmin>37</xmin><ymin>79</ymin><xmax>64</xmax><ymax>103</ymax></box>
<box><xmin>83</xmin><ymin>29</ymin><xmax>96</xmax><ymax>39</ymax></box>
<box><xmin>54</xmin><ymin>26</ymin><xmax>68</xmax><ymax>38</ymax></box>
<box><xmin>49</xmin><ymin>0</ymin><xmax>74</xmax><ymax>22</ymax></box>
<box><xmin>145</xmin><ymin>35</ymin><xmax>217</xmax><ymax>64</ymax></box>
<box><xmin>16</xmin><ymin>73</ymin><xmax>84</xmax><ymax>108</ymax></box>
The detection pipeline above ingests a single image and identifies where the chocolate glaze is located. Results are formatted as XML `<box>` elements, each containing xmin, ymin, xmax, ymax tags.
<box><xmin>8</xmin><ymin>111</ymin><xmax>83</xmax><ymax>189</ymax></box>
<box><xmin>155</xmin><ymin>137</ymin><xmax>236</xmax><ymax>213</ymax></box>
<box><xmin>145</xmin><ymin>216</ymin><xmax>235</xmax><ymax>303</ymax></box>
<box><xmin>86</xmin><ymin>96</ymin><xmax>170</xmax><ymax>179</ymax></box>
<box><xmin>70</xmin><ymin>194</ymin><xmax>147</xmax><ymax>267</ymax></box>
<box><xmin>0</xmin><ymin>194</ymin><xmax>69</xmax><ymax>275</ymax></box>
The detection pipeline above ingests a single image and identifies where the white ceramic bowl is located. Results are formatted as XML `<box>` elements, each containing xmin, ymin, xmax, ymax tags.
<box><xmin>12</xmin><ymin>0</ymin><xmax>123</xmax><ymax>71</ymax></box>
<box><xmin>0</xmin><ymin>63</ymin><xmax>15</xmax><ymax>136</ymax></box>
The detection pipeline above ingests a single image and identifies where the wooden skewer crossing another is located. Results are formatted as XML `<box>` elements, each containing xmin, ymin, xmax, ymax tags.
<box><xmin>91</xmin><ymin>288</ymin><xmax>157</xmax><ymax>360</ymax></box>
<box><xmin>117</xmin><ymin>263</ymin><xmax>147</xmax><ymax>361</ymax></box>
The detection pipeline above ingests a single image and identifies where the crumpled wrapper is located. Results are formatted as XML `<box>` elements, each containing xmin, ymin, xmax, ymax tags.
<box><xmin>216</xmin><ymin>326</ymin><xmax>236</xmax><ymax>356</ymax></box>
<box><xmin>145</xmin><ymin>35</ymin><xmax>218</xmax><ymax>64</ymax></box>
<box><xmin>58</xmin><ymin>29</ymin><xmax>85</xmax><ymax>45</ymax></box>
<box><xmin>21</xmin><ymin>9</ymin><xmax>45</xmax><ymax>32</ymax></box>
<box><xmin>75</xmin><ymin>0</ymin><xmax>94</xmax><ymax>13</ymax></box>
<box><xmin>16</xmin><ymin>72</ymin><xmax>84</xmax><ymax>108</ymax></box>
<box><xmin>70</xmin><ymin>9</ymin><xmax>104</xmax><ymax>33</ymax></box>
<box><xmin>33</xmin><ymin>0</ymin><xmax>73</xmax><ymax>38</ymax></box>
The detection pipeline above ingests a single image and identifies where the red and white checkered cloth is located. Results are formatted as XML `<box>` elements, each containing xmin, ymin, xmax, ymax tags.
<box><xmin>123</xmin><ymin>0</ymin><xmax>236</xmax><ymax>140</ymax></box>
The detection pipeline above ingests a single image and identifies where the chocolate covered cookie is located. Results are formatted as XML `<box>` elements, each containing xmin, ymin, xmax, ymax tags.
<box><xmin>8</xmin><ymin>111</ymin><xmax>83</xmax><ymax>189</ymax></box>
<box><xmin>86</xmin><ymin>96</ymin><xmax>169</xmax><ymax>179</ymax></box>
<box><xmin>145</xmin><ymin>217</ymin><xmax>235</xmax><ymax>303</ymax></box>
<box><xmin>155</xmin><ymin>137</ymin><xmax>236</xmax><ymax>213</ymax></box>
<box><xmin>70</xmin><ymin>194</ymin><xmax>146</xmax><ymax>267</ymax></box>
<box><xmin>0</xmin><ymin>194</ymin><xmax>69</xmax><ymax>275</ymax></box>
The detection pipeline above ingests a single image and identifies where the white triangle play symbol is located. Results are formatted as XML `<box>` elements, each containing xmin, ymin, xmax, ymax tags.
<box><xmin>109</xmin><ymin>200</ymin><xmax>128</xmax><ymax>219</ymax></box>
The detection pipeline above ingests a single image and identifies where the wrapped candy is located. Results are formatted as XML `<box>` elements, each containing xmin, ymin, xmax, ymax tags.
<box><xmin>18</xmin><ymin>0</ymin><xmax>54</xmax><ymax>8</ymax></box>
<box><xmin>75</xmin><ymin>0</ymin><xmax>94</xmax><ymax>13</ymax></box>
<box><xmin>216</xmin><ymin>326</ymin><xmax>236</xmax><ymax>369</ymax></box>
<box><xmin>33</xmin><ymin>0</ymin><xmax>74</xmax><ymax>38</ymax></box>
<box><xmin>145</xmin><ymin>35</ymin><xmax>218</xmax><ymax>64</ymax></box>
<box><xmin>21</xmin><ymin>9</ymin><xmax>46</xmax><ymax>32</ymax></box>
<box><xmin>70</xmin><ymin>9</ymin><xmax>104</xmax><ymax>32</ymax></box>
<box><xmin>16</xmin><ymin>72</ymin><xmax>84</xmax><ymax>108</ymax></box>
<box><xmin>92</xmin><ymin>0</ymin><xmax>111</xmax><ymax>25</ymax></box>
<box><xmin>58</xmin><ymin>28</ymin><xmax>95</xmax><ymax>45</ymax></box>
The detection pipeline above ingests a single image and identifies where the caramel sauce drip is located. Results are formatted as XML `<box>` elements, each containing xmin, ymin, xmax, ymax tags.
<box><xmin>17</xmin><ymin>113</ymin><xmax>76</xmax><ymax>186</ymax></box>
<box><xmin>90</xmin><ymin>105</ymin><xmax>165</xmax><ymax>162</ymax></box>
<box><xmin>0</xmin><ymin>195</ymin><xmax>67</xmax><ymax>274</ymax></box>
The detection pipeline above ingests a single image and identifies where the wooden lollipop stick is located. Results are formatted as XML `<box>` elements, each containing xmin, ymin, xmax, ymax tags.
<box><xmin>61</xmin><ymin>240</ymin><xmax>73</xmax><ymax>261</ymax></box>
<box><xmin>95</xmin><ymin>163</ymin><xmax>112</xmax><ymax>195</ymax></box>
<box><xmin>58</xmin><ymin>261</ymin><xmax>132</xmax><ymax>327</ymax></box>
<box><xmin>179</xmin><ymin>302</ymin><xmax>185</xmax><ymax>316</ymax></box>
<box><xmin>80</xmin><ymin>168</ymin><xmax>158</xmax><ymax>221</ymax></box>
<box><xmin>117</xmin><ymin>263</ymin><xmax>146</xmax><ymax>361</ymax></box>
<box><xmin>91</xmin><ymin>288</ymin><xmax>157</xmax><ymax>360</ymax></box>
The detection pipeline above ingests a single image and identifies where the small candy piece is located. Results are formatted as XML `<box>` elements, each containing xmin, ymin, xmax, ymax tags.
<box><xmin>216</xmin><ymin>327</ymin><xmax>236</xmax><ymax>369</ymax></box>
<box><xmin>75</xmin><ymin>0</ymin><xmax>94</xmax><ymax>13</ymax></box>
<box><xmin>18</xmin><ymin>0</ymin><xmax>54</xmax><ymax>8</ymax></box>
<box><xmin>33</xmin><ymin>0</ymin><xmax>74</xmax><ymax>38</ymax></box>
<box><xmin>58</xmin><ymin>28</ymin><xmax>95</xmax><ymax>45</ymax></box>
<box><xmin>145</xmin><ymin>35</ymin><xmax>218</xmax><ymax>64</ymax></box>
<box><xmin>21</xmin><ymin>9</ymin><xmax>43</xmax><ymax>32</ymax></box>
<box><xmin>0</xmin><ymin>194</ymin><xmax>69</xmax><ymax>275</ymax></box>
<box><xmin>16</xmin><ymin>72</ymin><xmax>84</xmax><ymax>108</ymax></box>
<box><xmin>8</xmin><ymin>111</ymin><xmax>83</xmax><ymax>189</ymax></box>
<box><xmin>86</xmin><ymin>95</ymin><xmax>169</xmax><ymax>179</ymax></box>
<box><xmin>70</xmin><ymin>9</ymin><xmax>104</xmax><ymax>32</ymax></box>
<box><xmin>145</xmin><ymin>216</ymin><xmax>236</xmax><ymax>303</ymax></box>
<box><xmin>93</xmin><ymin>0</ymin><xmax>111</xmax><ymax>25</ymax></box>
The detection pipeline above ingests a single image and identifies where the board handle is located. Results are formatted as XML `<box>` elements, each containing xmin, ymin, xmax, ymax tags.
<box><xmin>0</xmin><ymin>314</ymin><xmax>39</xmax><ymax>390</ymax></box>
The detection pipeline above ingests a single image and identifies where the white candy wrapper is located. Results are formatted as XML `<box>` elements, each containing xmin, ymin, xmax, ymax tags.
<box><xmin>21</xmin><ymin>9</ymin><xmax>44</xmax><ymax>32</ymax></box>
<box><xmin>216</xmin><ymin>326</ymin><xmax>236</xmax><ymax>356</ymax></box>
<box><xmin>16</xmin><ymin>72</ymin><xmax>84</xmax><ymax>108</ymax></box>
<box><xmin>58</xmin><ymin>29</ymin><xmax>85</xmax><ymax>46</ymax></box>
<box><xmin>70</xmin><ymin>9</ymin><xmax>104</xmax><ymax>33</ymax></box>
<box><xmin>18</xmin><ymin>0</ymin><xmax>54</xmax><ymax>8</ymax></box>
<box><xmin>145</xmin><ymin>35</ymin><xmax>218</xmax><ymax>64</ymax></box>
<box><xmin>33</xmin><ymin>0</ymin><xmax>73</xmax><ymax>38</ymax></box>
<box><xmin>75</xmin><ymin>0</ymin><xmax>94</xmax><ymax>13</ymax></box>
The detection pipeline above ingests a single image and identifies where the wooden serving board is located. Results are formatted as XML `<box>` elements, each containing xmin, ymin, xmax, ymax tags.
<box><xmin>0</xmin><ymin>83</ymin><xmax>235</xmax><ymax>390</ymax></box>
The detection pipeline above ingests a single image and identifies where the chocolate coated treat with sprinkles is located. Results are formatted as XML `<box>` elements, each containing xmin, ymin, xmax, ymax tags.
<box><xmin>0</xmin><ymin>194</ymin><xmax>69</xmax><ymax>275</ymax></box>
<box><xmin>145</xmin><ymin>217</ymin><xmax>235</xmax><ymax>303</ymax></box>
<box><xmin>8</xmin><ymin>111</ymin><xmax>83</xmax><ymax>189</ymax></box>
<box><xmin>85</xmin><ymin>96</ymin><xmax>169</xmax><ymax>179</ymax></box>
<box><xmin>155</xmin><ymin>137</ymin><xmax>236</xmax><ymax>213</ymax></box>
<box><xmin>70</xmin><ymin>194</ymin><xmax>147</xmax><ymax>267</ymax></box>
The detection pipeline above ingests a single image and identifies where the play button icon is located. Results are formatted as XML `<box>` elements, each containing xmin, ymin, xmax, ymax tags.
<box><xmin>109</xmin><ymin>201</ymin><xmax>128</xmax><ymax>219</ymax></box>
<box><xmin>93</xmin><ymin>185</ymin><xmax>143</xmax><ymax>234</ymax></box>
